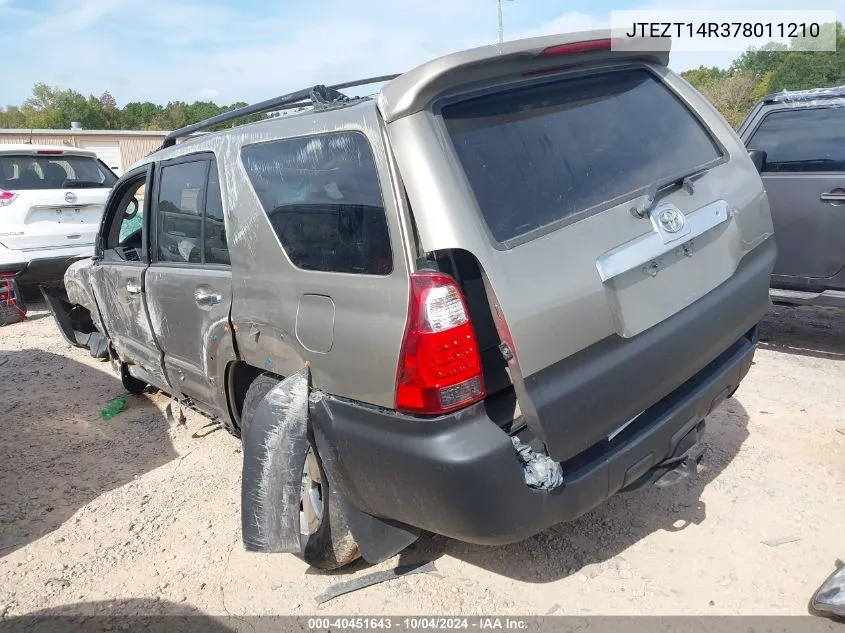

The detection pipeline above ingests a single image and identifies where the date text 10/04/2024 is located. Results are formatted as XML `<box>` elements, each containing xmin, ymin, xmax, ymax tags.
<box><xmin>307</xmin><ymin>618</ymin><xmax>529</xmax><ymax>630</ymax></box>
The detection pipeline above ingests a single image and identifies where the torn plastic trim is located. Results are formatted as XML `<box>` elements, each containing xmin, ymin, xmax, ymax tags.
<box><xmin>511</xmin><ymin>436</ymin><xmax>563</xmax><ymax>490</ymax></box>
<box><xmin>309</xmin><ymin>390</ymin><xmax>421</xmax><ymax>564</ymax></box>
<box><xmin>764</xmin><ymin>84</ymin><xmax>845</xmax><ymax>107</ymax></box>
<box><xmin>241</xmin><ymin>366</ymin><xmax>311</xmax><ymax>553</ymax></box>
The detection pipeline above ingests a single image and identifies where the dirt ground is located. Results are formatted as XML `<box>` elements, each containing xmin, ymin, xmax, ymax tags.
<box><xmin>1</xmin><ymin>299</ymin><xmax>843</xmax><ymax>619</ymax></box>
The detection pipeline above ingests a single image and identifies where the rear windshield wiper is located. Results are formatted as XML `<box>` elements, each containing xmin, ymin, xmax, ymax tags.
<box><xmin>629</xmin><ymin>166</ymin><xmax>714</xmax><ymax>218</ymax></box>
<box><xmin>62</xmin><ymin>180</ymin><xmax>105</xmax><ymax>189</ymax></box>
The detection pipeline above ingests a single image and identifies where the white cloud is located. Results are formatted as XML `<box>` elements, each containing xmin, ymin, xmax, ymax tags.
<box><xmin>4</xmin><ymin>0</ymin><xmax>497</xmax><ymax>105</ymax></box>
<box><xmin>510</xmin><ymin>12</ymin><xmax>610</xmax><ymax>40</ymax></box>
<box><xmin>4</xmin><ymin>0</ymin><xmax>843</xmax><ymax>108</ymax></box>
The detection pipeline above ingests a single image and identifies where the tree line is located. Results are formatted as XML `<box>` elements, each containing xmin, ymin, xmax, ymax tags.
<box><xmin>1</xmin><ymin>22</ymin><xmax>843</xmax><ymax>132</ymax></box>
<box><xmin>680</xmin><ymin>21</ymin><xmax>844</xmax><ymax>127</ymax></box>
<box><xmin>0</xmin><ymin>83</ymin><xmax>258</xmax><ymax>131</ymax></box>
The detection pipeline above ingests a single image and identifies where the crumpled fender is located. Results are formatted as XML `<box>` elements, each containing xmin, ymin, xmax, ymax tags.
<box><xmin>241</xmin><ymin>366</ymin><xmax>311</xmax><ymax>553</ymax></box>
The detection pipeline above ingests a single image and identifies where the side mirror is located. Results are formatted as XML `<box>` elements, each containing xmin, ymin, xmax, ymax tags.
<box><xmin>748</xmin><ymin>149</ymin><xmax>767</xmax><ymax>174</ymax></box>
<box><xmin>810</xmin><ymin>560</ymin><xmax>845</xmax><ymax>621</ymax></box>
<box><xmin>123</xmin><ymin>198</ymin><xmax>139</xmax><ymax>219</ymax></box>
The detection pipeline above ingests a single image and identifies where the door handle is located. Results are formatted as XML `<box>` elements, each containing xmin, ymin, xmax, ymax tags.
<box><xmin>820</xmin><ymin>191</ymin><xmax>845</xmax><ymax>205</ymax></box>
<box><xmin>194</xmin><ymin>289</ymin><xmax>222</xmax><ymax>306</ymax></box>
<box><xmin>126</xmin><ymin>280</ymin><xmax>141</xmax><ymax>295</ymax></box>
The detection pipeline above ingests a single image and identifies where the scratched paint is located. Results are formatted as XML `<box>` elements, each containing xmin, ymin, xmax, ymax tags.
<box><xmin>112</xmin><ymin>98</ymin><xmax>411</xmax><ymax>408</ymax></box>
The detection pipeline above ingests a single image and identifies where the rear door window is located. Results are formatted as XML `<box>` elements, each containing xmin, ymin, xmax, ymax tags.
<box><xmin>203</xmin><ymin>166</ymin><xmax>230</xmax><ymax>265</ymax></box>
<box><xmin>747</xmin><ymin>107</ymin><xmax>845</xmax><ymax>173</ymax></box>
<box><xmin>241</xmin><ymin>131</ymin><xmax>393</xmax><ymax>275</ymax></box>
<box><xmin>156</xmin><ymin>160</ymin><xmax>207</xmax><ymax>264</ymax></box>
<box><xmin>441</xmin><ymin>69</ymin><xmax>722</xmax><ymax>244</ymax></box>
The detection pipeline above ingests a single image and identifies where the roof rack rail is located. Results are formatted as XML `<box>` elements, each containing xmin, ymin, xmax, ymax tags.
<box><xmin>763</xmin><ymin>85</ymin><xmax>845</xmax><ymax>104</ymax></box>
<box><xmin>160</xmin><ymin>73</ymin><xmax>401</xmax><ymax>149</ymax></box>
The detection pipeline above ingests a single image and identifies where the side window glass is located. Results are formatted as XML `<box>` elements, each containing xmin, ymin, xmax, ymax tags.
<box><xmin>241</xmin><ymin>132</ymin><xmax>393</xmax><ymax>275</ymax></box>
<box><xmin>748</xmin><ymin>107</ymin><xmax>845</xmax><ymax>173</ymax></box>
<box><xmin>156</xmin><ymin>161</ymin><xmax>207</xmax><ymax>263</ymax></box>
<box><xmin>104</xmin><ymin>175</ymin><xmax>147</xmax><ymax>261</ymax></box>
<box><xmin>204</xmin><ymin>166</ymin><xmax>230</xmax><ymax>265</ymax></box>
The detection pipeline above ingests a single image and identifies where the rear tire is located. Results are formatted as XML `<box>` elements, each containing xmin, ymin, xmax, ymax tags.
<box><xmin>241</xmin><ymin>372</ymin><xmax>361</xmax><ymax>570</ymax></box>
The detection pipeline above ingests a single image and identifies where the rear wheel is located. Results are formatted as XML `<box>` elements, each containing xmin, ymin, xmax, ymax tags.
<box><xmin>241</xmin><ymin>373</ymin><xmax>360</xmax><ymax>570</ymax></box>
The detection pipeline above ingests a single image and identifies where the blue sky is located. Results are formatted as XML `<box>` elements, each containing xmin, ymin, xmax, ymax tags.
<box><xmin>0</xmin><ymin>0</ymin><xmax>841</xmax><ymax>107</ymax></box>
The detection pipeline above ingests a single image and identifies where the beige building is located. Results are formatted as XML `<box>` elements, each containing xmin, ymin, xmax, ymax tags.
<box><xmin>0</xmin><ymin>128</ymin><xmax>169</xmax><ymax>176</ymax></box>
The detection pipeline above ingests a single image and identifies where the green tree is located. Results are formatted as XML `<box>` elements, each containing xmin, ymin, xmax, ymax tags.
<box><xmin>0</xmin><ymin>106</ymin><xmax>27</xmax><ymax>128</ymax></box>
<box><xmin>730</xmin><ymin>42</ymin><xmax>789</xmax><ymax>80</ymax></box>
<box><xmin>121</xmin><ymin>101</ymin><xmax>166</xmax><ymax>129</ymax></box>
<box><xmin>164</xmin><ymin>101</ymin><xmax>188</xmax><ymax>129</ymax></box>
<box><xmin>680</xmin><ymin>66</ymin><xmax>728</xmax><ymax>91</ymax></box>
<box><xmin>697</xmin><ymin>71</ymin><xmax>759</xmax><ymax>128</ymax></box>
<box><xmin>767</xmin><ymin>22</ymin><xmax>845</xmax><ymax>92</ymax></box>
<box><xmin>749</xmin><ymin>71</ymin><xmax>773</xmax><ymax>104</ymax></box>
<box><xmin>20</xmin><ymin>83</ymin><xmax>110</xmax><ymax>129</ymax></box>
<box><xmin>100</xmin><ymin>91</ymin><xmax>122</xmax><ymax>129</ymax></box>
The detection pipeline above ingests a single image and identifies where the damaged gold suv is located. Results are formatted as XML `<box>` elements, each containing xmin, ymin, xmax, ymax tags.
<box><xmin>45</xmin><ymin>30</ymin><xmax>775</xmax><ymax>569</ymax></box>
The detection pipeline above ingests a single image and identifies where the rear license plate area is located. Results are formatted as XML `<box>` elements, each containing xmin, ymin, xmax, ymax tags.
<box><xmin>55</xmin><ymin>207</ymin><xmax>81</xmax><ymax>222</ymax></box>
<box><xmin>596</xmin><ymin>200</ymin><xmax>738</xmax><ymax>338</ymax></box>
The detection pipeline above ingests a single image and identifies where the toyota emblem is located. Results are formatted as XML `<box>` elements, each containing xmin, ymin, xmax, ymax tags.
<box><xmin>65</xmin><ymin>192</ymin><xmax>77</xmax><ymax>204</ymax></box>
<box><xmin>658</xmin><ymin>207</ymin><xmax>685</xmax><ymax>233</ymax></box>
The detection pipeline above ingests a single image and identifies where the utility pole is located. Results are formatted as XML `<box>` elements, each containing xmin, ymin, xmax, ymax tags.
<box><xmin>498</xmin><ymin>0</ymin><xmax>513</xmax><ymax>44</ymax></box>
<box><xmin>498</xmin><ymin>0</ymin><xmax>504</xmax><ymax>43</ymax></box>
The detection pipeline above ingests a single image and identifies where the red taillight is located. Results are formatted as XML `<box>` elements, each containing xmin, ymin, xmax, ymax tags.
<box><xmin>395</xmin><ymin>272</ymin><xmax>486</xmax><ymax>415</ymax></box>
<box><xmin>538</xmin><ymin>38</ymin><xmax>616</xmax><ymax>58</ymax></box>
<box><xmin>0</xmin><ymin>190</ymin><xmax>17</xmax><ymax>207</ymax></box>
<box><xmin>36</xmin><ymin>150</ymin><xmax>64</xmax><ymax>155</ymax></box>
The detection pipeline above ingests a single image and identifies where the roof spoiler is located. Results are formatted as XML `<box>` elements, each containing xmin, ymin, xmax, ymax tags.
<box><xmin>378</xmin><ymin>30</ymin><xmax>671</xmax><ymax>123</ymax></box>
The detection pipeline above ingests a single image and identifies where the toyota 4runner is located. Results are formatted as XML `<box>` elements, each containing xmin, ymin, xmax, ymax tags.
<box><xmin>46</xmin><ymin>31</ymin><xmax>776</xmax><ymax>570</ymax></box>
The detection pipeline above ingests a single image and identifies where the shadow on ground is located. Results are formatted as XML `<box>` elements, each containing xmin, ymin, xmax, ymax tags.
<box><xmin>393</xmin><ymin>398</ymin><xmax>751</xmax><ymax>583</ymax></box>
<box><xmin>0</xmin><ymin>348</ymin><xmax>177</xmax><ymax>557</ymax></box>
<box><xmin>1</xmin><ymin>599</ymin><xmax>239</xmax><ymax>633</ymax></box>
<box><xmin>759</xmin><ymin>304</ymin><xmax>845</xmax><ymax>361</ymax></box>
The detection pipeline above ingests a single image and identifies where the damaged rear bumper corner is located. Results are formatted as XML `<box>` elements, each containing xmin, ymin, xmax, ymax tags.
<box><xmin>309</xmin><ymin>328</ymin><xmax>758</xmax><ymax>547</ymax></box>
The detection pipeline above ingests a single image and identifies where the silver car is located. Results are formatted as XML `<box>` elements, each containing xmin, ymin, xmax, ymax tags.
<box><xmin>739</xmin><ymin>86</ymin><xmax>845</xmax><ymax>308</ymax></box>
<box><xmin>47</xmin><ymin>31</ymin><xmax>775</xmax><ymax>570</ymax></box>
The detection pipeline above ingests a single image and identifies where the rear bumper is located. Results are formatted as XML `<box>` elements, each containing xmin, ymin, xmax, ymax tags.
<box><xmin>770</xmin><ymin>287</ymin><xmax>845</xmax><ymax>308</ymax></box>
<box><xmin>312</xmin><ymin>326</ymin><xmax>757</xmax><ymax>545</ymax></box>
<box><xmin>0</xmin><ymin>246</ymin><xmax>93</xmax><ymax>284</ymax></box>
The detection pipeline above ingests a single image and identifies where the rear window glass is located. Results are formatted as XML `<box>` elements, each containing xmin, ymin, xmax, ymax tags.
<box><xmin>0</xmin><ymin>154</ymin><xmax>117</xmax><ymax>191</ymax></box>
<box><xmin>441</xmin><ymin>69</ymin><xmax>722</xmax><ymax>244</ymax></box>
<box><xmin>241</xmin><ymin>132</ymin><xmax>392</xmax><ymax>275</ymax></box>
<box><xmin>747</xmin><ymin>107</ymin><xmax>845</xmax><ymax>172</ymax></box>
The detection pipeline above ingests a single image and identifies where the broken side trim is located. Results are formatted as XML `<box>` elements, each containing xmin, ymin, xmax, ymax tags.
<box><xmin>241</xmin><ymin>366</ymin><xmax>311</xmax><ymax>553</ymax></box>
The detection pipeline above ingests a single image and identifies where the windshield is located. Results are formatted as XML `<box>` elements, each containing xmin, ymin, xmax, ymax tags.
<box><xmin>0</xmin><ymin>154</ymin><xmax>118</xmax><ymax>191</ymax></box>
<box><xmin>441</xmin><ymin>68</ymin><xmax>723</xmax><ymax>244</ymax></box>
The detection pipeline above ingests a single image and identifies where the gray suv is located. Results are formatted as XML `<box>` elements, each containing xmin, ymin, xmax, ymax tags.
<box><xmin>46</xmin><ymin>31</ymin><xmax>776</xmax><ymax>570</ymax></box>
<box><xmin>739</xmin><ymin>86</ymin><xmax>845</xmax><ymax>307</ymax></box>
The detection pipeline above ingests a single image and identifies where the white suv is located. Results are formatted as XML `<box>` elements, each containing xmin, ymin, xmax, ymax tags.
<box><xmin>0</xmin><ymin>144</ymin><xmax>117</xmax><ymax>284</ymax></box>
